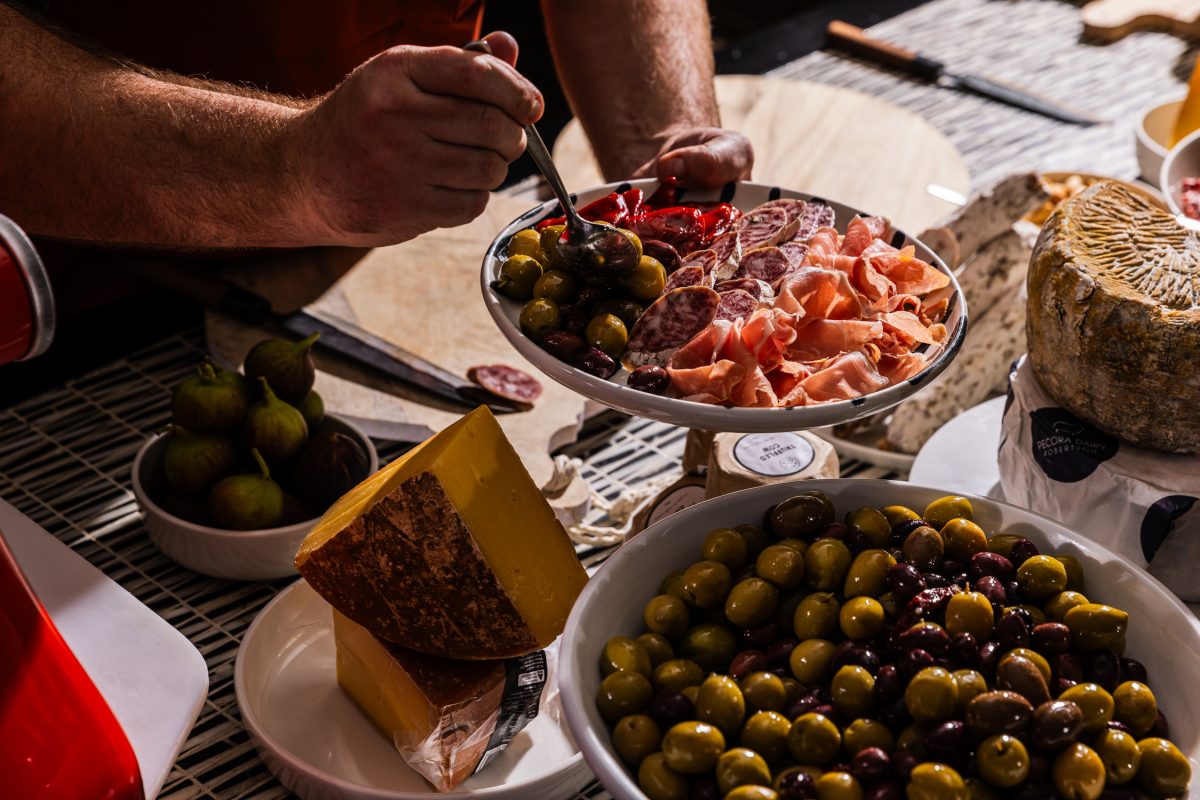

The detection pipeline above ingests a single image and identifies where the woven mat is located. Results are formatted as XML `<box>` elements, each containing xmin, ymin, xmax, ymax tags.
<box><xmin>1</xmin><ymin>2</ymin><xmax>1191</xmax><ymax>797</ymax></box>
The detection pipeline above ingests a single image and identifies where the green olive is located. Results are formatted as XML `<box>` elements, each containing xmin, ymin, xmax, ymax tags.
<box><xmin>1063</xmin><ymin>603</ymin><xmax>1128</xmax><ymax>651</ymax></box>
<box><xmin>679</xmin><ymin>624</ymin><xmax>737</xmax><ymax>672</ymax></box>
<box><xmin>596</xmin><ymin>669</ymin><xmax>652</xmax><ymax>722</ymax></box>
<box><xmin>896</xmin><ymin>723</ymin><xmax>930</xmax><ymax>754</ymax></box>
<box><xmin>986</xmin><ymin>533</ymin><xmax>1025</xmax><ymax>558</ymax></box>
<box><xmin>506</xmin><ymin>228</ymin><xmax>548</xmax><ymax>265</ymax></box>
<box><xmin>941</xmin><ymin>518</ymin><xmax>988</xmax><ymax>562</ymax></box>
<box><xmin>793</xmin><ymin>592</ymin><xmax>841</xmax><ymax>641</ymax></box>
<box><xmin>879</xmin><ymin>591</ymin><xmax>903</xmax><ymax>620</ymax></box>
<box><xmin>726</xmin><ymin>787</ymin><xmax>779</xmax><ymax>800</ymax></box>
<box><xmin>661</xmin><ymin>720</ymin><xmax>725</xmax><ymax>774</ymax></box>
<box><xmin>613</xmin><ymin>714</ymin><xmax>662</xmax><ymax>766</ymax></box>
<box><xmin>601</xmin><ymin>636</ymin><xmax>652</xmax><ymax>676</ymax></box>
<box><xmin>1016</xmin><ymin>555</ymin><xmax>1069</xmax><ymax>601</ymax></box>
<box><xmin>906</xmin><ymin>763</ymin><xmax>968</xmax><ymax>800</ymax></box>
<box><xmin>902</xmin><ymin>526</ymin><xmax>945</xmax><ymax>573</ymax></box>
<box><xmin>696</xmin><ymin>674</ymin><xmax>746</xmax><ymax>736</ymax></box>
<box><xmin>621</xmin><ymin>255</ymin><xmax>668</xmax><ymax>300</ymax></box>
<box><xmin>923</xmin><ymin>496</ymin><xmax>974</xmax><ymax>529</ymax></box>
<box><xmin>683</xmin><ymin>685</ymin><xmax>699</xmax><ymax>705</ymax></box>
<box><xmin>831</xmin><ymin>665</ymin><xmax>876</xmax><ymax>719</ymax></box>
<box><xmin>742</xmin><ymin>671</ymin><xmax>787</xmax><ymax>713</ymax></box>
<box><xmin>1055</xmin><ymin>555</ymin><xmax>1085</xmax><ymax>591</ymax></box>
<box><xmin>846</xmin><ymin>507</ymin><xmax>892</xmax><ymax>549</ymax></box>
<box><xmin>1136</xmin><ymin>737</ymin><xmax>1191</xmax><ymax>797</ymax></box>
<box><xmin>757</xmin><ymin>544</ymin><xmax>807</xmax><ymax>589</ymax></box>
<box><xmin>804</xmin><ymin>539</ymin><xmax>853</xmax><ymax>591</ymax></box>
<box><xmin>652</xmin><ymin>658</ymin><xmax>704</xmax><ymax>694</ymax></box>
<box><xmin>532</xmin><ymin>268</ymin><xmax>580</xmax><ymax>304</ymax></box>
<box><xmin>1052</xmin><ymin>743</ymin><xmax>1106</xmax><ymax>800</ymax></box>
<box><xmin>644</xmin><ymin>594</ymin><xmax>690</xmax><ymax>638</ymax></box>
<box><xmin>1045</xmin><ymin>590</ymin><xmax>1090</xmax><ymax>621</ymax></box>
<box><xmin>1002</xmin><ymin>648</ymin><xmax>1051</xmax><ymax>683</ymax></box>
<box><xmin>617</xmin><ymin>228</ymin><xmax>643</xmax><ymax>260</ymax></box>
<box><xmin>1113</xmin><ymin>681</ymin><xmax>1157</xmax><ymax>736</ymax></box>
<box><xmin>842</xmin><ymin>718</ymin><xmax>894</xmax><ymax>756</ymax></box>
<box><xmin>660</xmin><ymin>568</ymin><xmax>688</xmax><ymax>599</ymax></box>
<box><xmin>881</xmin><ymin>505</ymin><xmax>921</xmax><ymax>527</ymax></box>
<box><xmin>592</xmin><ymin>297</ymin><xmax>644</xmax><ymax>329</ymax></box>
<box><xmin>703</xmin><ymin>527</ymin><xmax>749</xmax><ymax>570</ymax></box>
<box><xmin>839</xmin><ymin>596</ymin><xmax>885</xmax><ymax>641</ymax></box>
<box><xmin>789</xmin><ymin>638</ymin><xmax>836</xmax><ymax>686</ymax></box>
<box><xmin>843</xmin><ymin>549</ymin><xmax>897</xmax><ymax>598</ymax></box>
<box><xmin>736</xmin><ymin>523</ymin><xmax>772</xmax><ymax>559</ymax></box>
<box><xmin>953</xmin><ymin>670</ymin><xmax>989</xmax><ymax>716</ymax></box>
<box><xmin>716</xmin><ymin>747</ymin><xmax>772</xmax><ymax>794</ymax></box>
<box><xmin>585</xmin><ymin>313</ymin><xmax>628</xmax><ymax>359</ymax></box>
<box><xmin>741</xmin><ymin>710</ymin><xmax>792</xmax><ymax>764</ymax></box>
<box><xmin>1092</xmin><ymin>728</ymin><xmax>1140</xmax><ymax>785</ymax></box>
<box><xmin>518</xmin><ymin>297</ymin><xmax>560</xmax><ymax>339</ymax></box>
<box><xmin>637</xmin><ymin>752</ymin><xmax>687</xmax><ymax>800</ymax></box>
<box><xmin>1058</xmin><ymin>683</ymin><xmax>1114</xmax><ymax>733</ymax></box>
<box><xmin>1012</xmin><ymin>604</ymin><xmax>1047</xmax><ymax>626</ymax></box>
<box><xmin>682</xmin><ymin>560</ymin><xmax>733</xmax><ymax>609</ymax></box>
<box><xmin>786</xmin><ymin>712</ymin><xmax>841</xmax><ymax>766</ymax></box>
<box><xmin>497</xmin><ymin>254</ymin><xmax>544</xmax><ymax>299</ymax></box>
<box><xmin>905</xmin><ymin>667</ymin><xmax>959</xmax><ymax>723</ymax></box>
<box><xmin>944</xmin><ymin>591</ymin><xmax>994</xmax><ymax>640</ymax></box>
<box><xmin>975</xmin><ymin>734</ymin><xmax>1028</xmax><ymax>788</ymax></box>
<box><xmin>815</xmin><ymin>771</ymin><xmax>862</xmax><ymax>800</ymax></box>
<box><xmin>633</xmin><ymin>634</ymin><xmax>673</xmax><ymax>670</ymax></box>
<box><xmin>538</xmin><ymin>223</ymin><xmax>570</xmax><ymax>269</ymax></box>
<box><xmin>726</xmin><ymin>578</ymin><xmax>780</xmax><ymax>628</ymax></box>
<box><xmin>776</xmin><ymin>538</ymin><xmax>809</xmax><ymax>555</ymax></box>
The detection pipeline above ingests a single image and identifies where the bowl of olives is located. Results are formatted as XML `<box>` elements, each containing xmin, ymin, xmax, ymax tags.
<box><xmin>131</xmin><ymin>337</ymin><xmax>378</xmax><ymax>581</ymax></box>
<box><xmin>558</xmin><ymin>479</ymin><xmax>1200</xmax><ymax>800</ymax></box>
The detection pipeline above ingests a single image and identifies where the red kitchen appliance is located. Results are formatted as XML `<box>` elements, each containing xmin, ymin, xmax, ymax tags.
<box><xmin>0</xmin><ymin>213</ymin><xmax>55</xmax><ymax>365</ymax></box>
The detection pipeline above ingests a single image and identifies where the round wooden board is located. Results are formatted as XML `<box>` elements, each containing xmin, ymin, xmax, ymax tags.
<box><xmin>552</xmin><ymin>75</ymin><xmax>970</xmax><ymax>234</ymax></box>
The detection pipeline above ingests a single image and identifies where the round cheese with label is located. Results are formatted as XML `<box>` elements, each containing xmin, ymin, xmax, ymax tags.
<box><xmin>705</xmin><ymin>431</ymin><xmax>838</xmax><ymax>498</ymax></box>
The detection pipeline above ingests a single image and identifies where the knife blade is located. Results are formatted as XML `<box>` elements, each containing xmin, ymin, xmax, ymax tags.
<box><xmin>825</xmin><ymin>20</ymin><xmax>1102</xmax><ymax>126</ymax></box>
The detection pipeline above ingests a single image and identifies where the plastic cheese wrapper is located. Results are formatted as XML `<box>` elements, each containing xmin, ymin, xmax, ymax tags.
<box><xmin>998</xmin><ymin>356</ymin><xmax>1200</xmax><ymax>600</ymax></box>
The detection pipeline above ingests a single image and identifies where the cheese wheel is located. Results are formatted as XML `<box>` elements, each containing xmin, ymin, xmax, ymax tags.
<box><xmin>1028</xmin><ymin>181</ymin><xmax>1200</xmax><ymax>453</ymax></box>
<box><xmin>705</xmin><ymin>431</ymin><xmax>838</xmax><ymax>498</ymax></box>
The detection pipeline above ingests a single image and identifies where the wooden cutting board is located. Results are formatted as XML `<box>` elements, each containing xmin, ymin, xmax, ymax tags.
<box><xmin>1081</xmin><ymin>0</ymin><xmax>1200</xmax><ymax>41</ymax></box>
<box><xmin>552</xmin><ymin>75</ymin><xmax>970</xmax><ymax>233</ymax></box>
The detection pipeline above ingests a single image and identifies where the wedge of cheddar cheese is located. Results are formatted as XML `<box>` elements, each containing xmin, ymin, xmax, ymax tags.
<box><xmin>296</xmin><ymin>406</ymin><xmax>588</xmax><ymax>659</ymax></box>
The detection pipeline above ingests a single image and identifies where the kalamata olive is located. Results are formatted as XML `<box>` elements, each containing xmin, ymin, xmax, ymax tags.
<box><xmin>1150</xmin><ymin>709</ymin><xmax>1170</xmax><ymax>738</ymax></box>
<box><xmin>851</xmin><ymin>747</ymin><xmax>891</xmax><ymax>786</ymax></box>
<box><xmin>997</xmin><ymin>654</ymin><xmax>1052</xmax><ymax>707</ymax></box>
<box><xmin>740</xmin><ymin>623</ymin><xmax>779</xmax><ymax>651</ymax></box>
<box><xmin>970</xmin><ymin>551</ymin><xmax>1015</xmax><ymax>581</ymax></box>
<box><xmin>1106</xmin><ymin>719</ymin><xmax>1133</xmax><ymax>734</ymax></box>
<box><xmin>891</xmin><ymin>749</ymin><xmax>919</xmax><ymax>780</ymax></box>
<box><xmin>1053</xmin><ymin>678</ymin><xmax>1078</xmax><ymax>696</ymax></box>
<box><xmin>1005</xmin><ymin>580</ymin><xmax>1026</xmax><ymax>605</ymax></box>
<box><xmin>845</xmin><ymin>529</ymin><xmax>874</xmax><ymax>554</ymax></box>
<box><xmin>995</xmin><ymin>609</ymin><xmax>1030</xmax><ymax>650</ymax></box>
<box><xmin>729</xmin><ymin>650</ymin><xmax>768</xmax><ymax>681</ymax></box>
<box><xmin>886</xmin><ymin>563</ymin><xmax>925</xmax><ymax>600</ymax></box>
<box><xmin>628</xmin><ymin>365</ymin><xmax>670</xmax><ymax>394</ymax></box>
<box><xmin>923</xmin><ymin>573</ymin><xmax>951</xmax><ymax>589</ymax></box>
<box><xmin>1031</xmin><ymin>623</ymin><xmax>1071</xmax><ymax>654</ymax></box>
<box><xmin>823</xmin><ymin>522</ymin><xmax>850</xmax><ymax>539</ymax></box>
<box><xmin>648</xmin><ymin>691</ymin><xmax>694</xmax><ymax>730</ymax></box>
<box><xmin>786</xmin><ymin>694</ymin><xmax>820</xmax><ymax>720</ymax></box>
<box><xmin>1009</xmin><ymin>539</ymin><xmax>1040</xmax><ymax>567</ymax></box>
<box><xmin>891</xmin><ymin>518</ymin><xmax>928</xmax><ymax>541</ymax></box>
<box><xmin>574</xmin><ymin>346</ymin><xmax>616</xmax><ymax>378</ymax></box>
<box><xmin>874</xmin><ymin>665</ymin><xmax>904</xmax><ymax>704</ymax></box>
<box><xmin>925</xmin><ymin>721</ymin><xmax>970</xmax><ymax>764</ymax></box>
<box><xmin>689</xmin><ymin>775</ymin><xmax>721</xmax><ymax>800</ymax></box>
<box><xmin>641</xmin><ymin>240</ymin><xmax>681</xmax><ymax>273</ymax></box>
<box><xmin>902</xmin><ymin>526</ymin><xmax>944</xmax><ymax>573</ymax></box>
<box><xmin>1120</xmin><ymin>657</ymin><xmax>1148</xmax><ymax>684</ymax></box>
<box><xmin>950</xmin><ymin>632</ymin><xmax>979</xmax><ymax>667</ymax></box>
<box><xmin>878</xmin><ymin>698</ymin><xmax>912</xmax><ymax>733</ymax></box>
<box><xmin>1088</xmin><ymin>652</ymin><xmax>1122</xmax><ymax>692</ymax></box>
<box><xmin>1030</xmin><ymin>700</ymin><xmax>1084</xmax><ymax>751</ymax></box>
<box><xmin>978</xmin><ymin>641</ymin><xmax>1003</xmax><ymax>679</ymax></box>
<box><xmin>865</xmin><ymin>783</ymin><xmax>903</xmax><ymax>800</ymax></box>
<box><xmin>833</xmin><ymin>642</ymin><xmax>880</xmax><ymax>674</ymax></box>
<box><xmin>1054</xmin><ymin>653</ymin><xmax>1084</xmax><ymax>684</ymax></box>
<box><xmin>540</xmin><ymin>330</ymin><xmax>587</xmax><ymax>361</ymax></box>
<box><xmin>966</xmin><ymin>690</ymin><xmax>1034</xmax><ymax>737</ymax></box>
<box><xmin>766</xmin><ymin>637</ymin><xmax>799</xmax><ymax>670</ymax></box>
<box><xmin>974</xmin><ymin>575</ymin><xmax>1008</xmax><ymax>609</ymax></box>
<box><xmin>901</xmin><ymin>649</ymin><xmax>937</xmax><ymax>679</ymax></box>
<box><xmin>774</xmin><ymin>767</ymin><xmax>818</xmax><ymax>800</ymax></box>
<box><xmin>898</xmin><ymin>622</ymin><xmax>950</xmax><ymax>655</ymax></box>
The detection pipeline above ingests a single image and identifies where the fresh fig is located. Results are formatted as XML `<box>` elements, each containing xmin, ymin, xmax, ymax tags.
<box><xmin>171</xmin><ymin>361</ymin><xmax>249</xmax><ymax>432</ymax></box>
<box><xmin>161</xmin><ymin>425</ymin><xmax>236</xmax><ymax>494</ymax></box>
<box><xmin>208</xmin><ymin>449</ymin><xmax>284</xmax><ymax>530</ymax></box>
<box><xmin>290</xmin><ymin>431</ymin><xmax>370</xmax><ymax>508</ymax></box>
<box><xmin>242</xmin><ymin>377</ymin><xmax>308</xmax><ymax>463</ymax></box>
<box><xmin>243</xmin><ymin>333</ymin><xmax>319</xmax><ymax>402</ymax></box>
<box><xmin>294</xmin><ymin>390</ymin><xmax>325</xmax><ymax>430</ymax></box>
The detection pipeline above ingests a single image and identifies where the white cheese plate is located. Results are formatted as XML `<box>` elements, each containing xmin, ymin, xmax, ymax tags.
<box><xmin>909</xmin><ymin>395</ymin><xmax>1006</xmax><ymax>498</ymax></box>
<box><xmin>0</xmin><ymin>497</ymin><xmax>208</xmax><ymax>799</ymax></box>
<box><xmin>235</xmin><ymin>579</ymin><xmax>592</xmax><ymax>800</ymax></box>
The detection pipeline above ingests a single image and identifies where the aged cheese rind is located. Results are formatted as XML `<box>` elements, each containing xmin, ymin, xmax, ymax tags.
<box><xmin>1028</xmin><ymin>181</ymin><xmax>1200</xmax><ymax>453</ymax></box>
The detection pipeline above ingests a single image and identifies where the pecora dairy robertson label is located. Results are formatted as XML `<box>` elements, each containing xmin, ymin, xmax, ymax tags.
<box><xmin>1028</xmin><ymin>407</ymin><xmax>1119</xmax><ymax>483</ymax></box>
<box><xmin>1141</xmin><ymin>495</ymin><xmax>1199</xmax><ymax>563</ymax></box>
<box><xmin>733</xmin><ymin>432</ymin><xmax>816</xmax><ymax>478</ymax></box>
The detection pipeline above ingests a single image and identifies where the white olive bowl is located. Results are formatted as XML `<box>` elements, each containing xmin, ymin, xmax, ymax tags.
<box><xmin>1137</xmin><ymin>94</ymin><xmax>1185</xmax><ymax>182</ymax></box>
<box><xmin>131</xmin><ymin>415</ymin><xmax>378</xmax><ymax>581</ymax></box>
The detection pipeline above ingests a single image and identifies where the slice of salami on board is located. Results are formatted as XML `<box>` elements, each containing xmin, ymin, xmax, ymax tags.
<box><xmin>626</xmin><ymin>286</ymin><xmax>721</xmax><ymax>366</ymax></box>
<box><xmin>467</xmin><ymin>364</ymin><xmax>543</xmax><ymax>408</ymax></box>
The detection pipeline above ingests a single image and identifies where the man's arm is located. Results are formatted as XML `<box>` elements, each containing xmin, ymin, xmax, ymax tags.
<box><xmin>542</xmin><ymin>0</ymin><xmax>752</xmax><ymax>187</ymax></box>
<box><xmin>0</xmin><ymin>9</ymin><xmax>540</xmax><ymax>248</ymax></box>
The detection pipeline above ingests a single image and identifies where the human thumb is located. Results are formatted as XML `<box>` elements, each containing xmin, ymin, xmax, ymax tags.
<box><xmin>656</xmin><ymin>133</ymin><xmax>753</xmax><ymax>188</ymax></box>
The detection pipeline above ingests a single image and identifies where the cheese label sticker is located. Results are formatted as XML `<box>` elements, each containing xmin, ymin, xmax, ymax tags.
<box><xmin>733</xmin><ymin>432</ymin><xmax>815</xmax><ymax>477</ymax></box>
<box><xmin>646</xmin><ymin>484</ymin><xmax>707</xmax><ymax>526</ymax></box>
<box><xmin>475</xmin><ymin>650</ymin><xmax>547</xmax><ymax>774</ymax></box>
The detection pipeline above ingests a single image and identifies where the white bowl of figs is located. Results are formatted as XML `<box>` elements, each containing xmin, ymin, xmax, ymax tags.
<box><xmin>132</xmin><ymin>335</ymin><xmax>378</xmax><ymax>581</ymax></box>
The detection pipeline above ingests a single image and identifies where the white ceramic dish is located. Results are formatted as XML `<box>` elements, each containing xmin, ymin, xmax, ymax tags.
<box><xmin>1</xmin><ymin>497</ymin><xmax>208</xmax><ymax>799</ymax></box>
<box><xmin>1137</xmin><ymin>95</ymin><xmax>1185</xmax><ymax>182</ymax></box>
<box><xmin>1160</xmin><ymin>127</ymin><xmax>1200</xmax><ymax>228</ymax></box>
<box><xmin>910</xmin><ymin>396</ymin><xmax>1006</xmax><ymax>499</ymax></box>
<box><xmin>131</xmin><ymin>415</ymin><xmax>378</xmax><ymax>581</ymax></box>
<box><xmin>481</xmin><ymin>179</ymin><xmax>968</xmax><ymax>432</ymax></box>
<box><xmin>559</xmin><ymin>479</ymin><xmax>1200</xmax><ymax>800</ymax></box>
<box><xmin>235</xmin><ymin>579</ymin><xmax>592</xmax><ymax>800</ymax></box>
<box><xmin>813</xmin><ymin>417</ymin><xmax>916</xmax><ymax>472</ymax></box>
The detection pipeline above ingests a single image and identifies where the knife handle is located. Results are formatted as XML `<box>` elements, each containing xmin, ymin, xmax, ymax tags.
<box><xmin>826</xmin><ymin>21</ymin><xmax>943</xmax><ymax>81</ymax></box>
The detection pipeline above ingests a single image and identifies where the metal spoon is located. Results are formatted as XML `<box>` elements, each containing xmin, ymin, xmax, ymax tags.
<box><xmin>464</xmin><ymin>40</ymin><xmax>641</xmax><ymax>276</ymax></box>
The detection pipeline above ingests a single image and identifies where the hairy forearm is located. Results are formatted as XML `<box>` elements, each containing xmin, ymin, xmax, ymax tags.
<box><xmin>542</xmin><ymin>0</ymin><xmax>720</xmax><ymax>180</ymax></box>
<box><xmin>0</xmin><ymin>5</ymin><xmax>316</xmax><ymax>248</ymax></box>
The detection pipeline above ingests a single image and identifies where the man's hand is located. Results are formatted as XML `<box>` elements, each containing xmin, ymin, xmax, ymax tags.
<box><xmin>633</xmin><ymin>127</ymin><xmax>754</xmax><ymax>188</ymax></box>
<box><xmin>289</xmin><ymin>31</ymin><xmax>539</xmax><ymax>247</ymax></box>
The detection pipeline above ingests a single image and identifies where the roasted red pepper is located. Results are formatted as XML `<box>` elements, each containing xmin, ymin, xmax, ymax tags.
<box><xmin>645</xmin><ymin>176</ymin><xmax>680</xmax><ymax>208</ymax></box>
<box><xmin>701</xmin><ymin>204</ymin><xmax>740</xmax><ymax>242</ymax></box>
<box><xmin>535</xmin><ymin>191</ymin><xmax>628</xmax><ymax>230</ymax></box>
<box><xmin>621</xmin><ymin>188</ymin><xmax>645</xmax><ymax>220</ymax></box>
<box><xmin>629</xmin><ymin>207</ymin><xmax>705</xmax><ymax>254</ymax></box>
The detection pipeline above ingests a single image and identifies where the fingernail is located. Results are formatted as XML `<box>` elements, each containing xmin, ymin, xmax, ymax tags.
<box><xmin>660</xmin><ymin>156</ymin><xmax>685</xmax><ymax>178</ymax></box>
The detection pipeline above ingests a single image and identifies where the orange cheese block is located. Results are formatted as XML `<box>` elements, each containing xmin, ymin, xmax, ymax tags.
<box><xmin>295</xmin><ymin>406</ymin><xmax>588</xmax><ymax>659</ymax></box>
<box><xmin>333</xmin><ymin>610</ymin><xmax>505</xmax><ymax>791</ymax></box>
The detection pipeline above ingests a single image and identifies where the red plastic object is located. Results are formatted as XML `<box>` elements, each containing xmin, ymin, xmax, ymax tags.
<box><xmin>0</xmin><ymin>528</ymin><xmax>144</xmax><ymax>800</ymax></box>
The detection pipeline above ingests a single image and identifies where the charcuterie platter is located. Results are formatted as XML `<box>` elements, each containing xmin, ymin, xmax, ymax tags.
<box><xmin>481</xmin><ymin>179</ymin><xmax>967</xmax><ymax>433</ymax></box>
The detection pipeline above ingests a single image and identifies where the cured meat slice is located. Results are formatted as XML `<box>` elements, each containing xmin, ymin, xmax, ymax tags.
<box><xmin>626</xmin><ymin>286</ymin><xmax>721</xmax><ymax>367</ymax></box>
<box><xmin>798</xmin><ymin>351</ymin><xmax>889</xmax><ymax>403</ymax></box>
<box><xmin>733</xmin><ymin>246</ymin><xmax>792</xmax><ymax>285</ymax></box>
<box><xmin>776</xmin><ymin>267</ymin><xmax>864</xmax><ymax>320</ymax></box>
<box><xmin>715</xmin><ymin>278</ymin><xmax>774</xmax><ymax>304</ymax></box>
<box><xmin>779</xmin><ymin>241</ymin><xmax>809</xmax><ymax>267</ymax></box>
<box><xmin>736</xmin><ymin>206</ymin><xmax>799</xmax><ymax>252</ymax></box>
<box><xmin>786</xmin><ymin>319</ymin><xmax>883</xmax><ymax>362</ymax></box>
<box><xmin>710</xmin><ymin>230</ymin><xmax>741</xmax><ymax>267</ymax></box>
<box><xmin>794</xmin><ymin>201</ymin><xmax>836</xmax><ymax>241</ymax></box>
<box><xmin>467</xmin><ymin>364</ymin><xmax>543</xmax><ymax>408</ymax></box>
<box><xmin>664</xmin><ymin>265</ymin><xmax>709</xmax><ymax>292</ymax></box>
<box><xmin>682</xmin><ymin>249</ymin><xmax>718</xmax><ymax>271</ymax></box>
<box><xmin>861</xmin><ymin>240</ymin><xmax>950</xmax><ymax>296</ymax></box>
<box><xmin>714</xmin><ymin>289</ymin><xmax>759</xmax><ymax>322</ymax></box>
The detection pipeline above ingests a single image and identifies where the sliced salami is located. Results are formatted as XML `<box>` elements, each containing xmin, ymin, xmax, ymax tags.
<box><xmin>736</xmin><ymin>206</ymin><xmax>799</xmax><ymax>251</ymax></box>
<box><xmin>467</xmin><ymin>364</ymin><xmax>543</xmax><ymax>407</ymax></box>
<box><xmin>642</xmin><ymin>239</ymin><xmax>682</xmax><ymax>273</ymax></box>
<box><xmin>779</xmin><ymin>240</ymin><xmax>809</xmax><ymax>267</ymax></box>
<box><xmin>733</xmin><ymin>246</ymin><xmax>792</xmax><ymax>284</ymax></box>
<box><xmin>626</xmin><ymin>286</ymin><xmax>721</xmax><ymax>366</ymax></box>
<box><xmin>664</xmin><ymin>265</ymin><xmax>708</xmax><ymax>292</ymax></box>
<box><xmin>714</xmin><ymin>289</ymin><xmax>760</xmax><ymax>322</ymax></box>
<box><xmin>714</xmin><ymin>278</ymin><xmax>774</xmax><ymax>304</ymax></box>
<box><xmin>710</xmin><ymin>230</ymin><xmax>741</xmax><ymax>267</ymax></box>
<box><xmin>683</xmin><ymin>248</ymin><xmax>718</xmax><ymax>271</ymax></box>
<box><xmin>793</xmin><ymin>201</ymin><xmax>836</xmax><ymax>242</ymax></box>
<box><xmin>755</xmin><ymin>198</ymin><xmax>810</xmax><ymax>222</ymax></box>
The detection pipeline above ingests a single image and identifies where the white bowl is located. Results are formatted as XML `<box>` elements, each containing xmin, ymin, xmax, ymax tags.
<box><xmin>480</xmin><ymin>180</ymin><xmax>967</xmax><ymax>433</ymax></box>
<box><xmin>559</xmin><ymin>479</ymin><xmax>1200</xmax><ymax>800</ymax></box>
<box><xmin>1160</xmin><ymin>126</ymin><xmax>1200</xmax><ymax>226</ymax></box>
<box><xmin>131</xmin><ymin>415</ymin><xmax>378</xmax><ymax>581</ymax></box>
<box><xmin>1137</xmin><ymin>95</ymin><xmax>1185</xmax><ymax>182</ymax></box>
